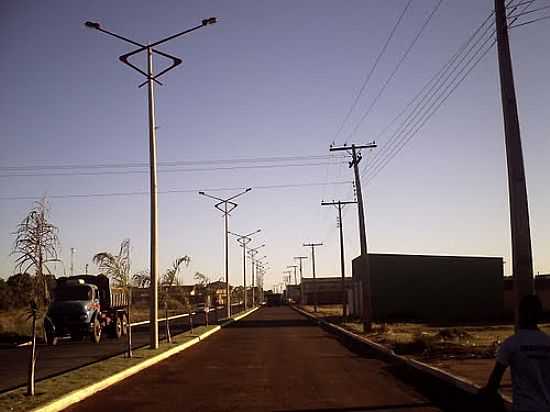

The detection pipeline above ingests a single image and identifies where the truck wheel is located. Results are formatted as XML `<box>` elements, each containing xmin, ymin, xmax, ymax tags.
<box><xmin>44</xmin><ymin>319</ymin><xmax>57</xmax><ymax>346</ymax></box>
<box><xmin>121</xmin><ymin>313</ymin><xmax>128</xmax><ymax>336</ymax></box>
<box><xmin>90</xmin><ymin>318</ymin><xmax>101</xmax><ymax>344</ymax></box>
<box><xmin>113</xmin><ymin>316</ymin><xmax>123</xmax><ymax>339</ymax></box>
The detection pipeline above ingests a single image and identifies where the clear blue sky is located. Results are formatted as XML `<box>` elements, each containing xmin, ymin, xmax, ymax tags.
<box><xmin>1</xmin><ymin>1</ymin><xmax>548</xmax><ymax>290</ymax></box>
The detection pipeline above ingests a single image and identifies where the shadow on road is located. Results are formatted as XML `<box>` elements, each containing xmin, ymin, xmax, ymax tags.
<box><xmin>273</xmin><ymin>402</ymin><xmax>435</xmax><ymax>411</ymax></box>
<box><xmin>226</xmin><ymin>319</ymin><xmax>317</xmax><ymax>328</ymax></box>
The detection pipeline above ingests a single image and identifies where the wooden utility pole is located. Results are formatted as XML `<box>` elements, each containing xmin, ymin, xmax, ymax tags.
<box><xmin>294</xmin><ymin>256</ymin><xmax>308</xmax><ymax>303</ymax></box>
<box><xmin>303</xmin><ymin>243</ymin><xmax>323</xmax><ymax>312</ymax></box>
<box><xmin>329</xmin><ymin>143</ymin><xmax>376</xmax><ymax>330</ymax></box>
<box><xmin>495</xmin><ymin>0</ymin><xmax>534</xmax><ymax>328</ymax></box>
<box><xmin>322</xmin><ymin>200</ymin><xmax>357</xmax><ymax>317</ymax></box>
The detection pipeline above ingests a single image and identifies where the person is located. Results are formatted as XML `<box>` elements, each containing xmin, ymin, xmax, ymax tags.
<box><xmin>481</xmin><ymin>294</ymin><xmax>550</xmax><ymax>412</ymax></box>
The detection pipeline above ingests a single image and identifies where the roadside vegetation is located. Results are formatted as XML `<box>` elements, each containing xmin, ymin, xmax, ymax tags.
<box><xmin>300</xmin><ymin>304</ymin><xmax>550</xmax><ymax>360</ymax></box>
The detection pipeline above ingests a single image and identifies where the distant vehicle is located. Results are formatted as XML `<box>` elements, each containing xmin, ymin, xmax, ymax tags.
<box><xmin>265</xmin><ymin>293</ymin><xmax>282</xmax><ymax>306</ymax></box>
<box><xmin>44</xmin><ymin>274</ymin><xmax>128</xmax><ymax>345</ymax></box>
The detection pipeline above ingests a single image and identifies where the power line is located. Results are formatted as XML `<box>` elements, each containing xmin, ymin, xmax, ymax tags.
<box><xmin>361</xmin><ymin>1</ymin><xmax>526</xmax><ymax>182</ymax></box>
<box><xmin>0</xmin><ymin>161</ymin><xmax>346</xmax><ymax>179</ymax></box>
<box><xmin>0</xmin><ymin>154</ymin><xmax>346</xmax><ymax>172</ymax></box>
<box><xmin>349</xmin><ymin>0</ymin><xmax>444</xmax><ymax>138</ymax></box>
<box><xmin>0</xmin><ymin>180</ymin><xmax>353</xmax><ymax>201</ymax></box>
<box><xmin>331</xmin><ymin>0</ymin><xmax>413</xmax><ymax>142</ymax></box>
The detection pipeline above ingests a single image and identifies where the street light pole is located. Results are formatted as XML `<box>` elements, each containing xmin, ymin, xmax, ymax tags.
<box><xmin>86</xmin><ymin>17</ymin><xmax>217</xmax><ymax>349</ymax></box>
<box><xmin>229</xmin><ymin>229</ymin><xmax>261</xmax><ymax>310</ymax></box>
<box><xmin>247</xmin><ymin>244</ymin><xmax>266</xmax><ymax>307</ymax></box>
<box><xmin>199</xmin><ymin>188</ymin><xmax>252</xmax><ymax>319</ymax></box>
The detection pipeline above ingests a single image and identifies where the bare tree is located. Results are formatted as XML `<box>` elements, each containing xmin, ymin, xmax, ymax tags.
<box><xmin>12</xmin><ymin>197</ymin><xmax>59</xmax><ymax>397</ymax></box>
<box><xmin>12</xmin><ymin>197</ymin><xmax>60</xmax><ymax>304</ymax></box>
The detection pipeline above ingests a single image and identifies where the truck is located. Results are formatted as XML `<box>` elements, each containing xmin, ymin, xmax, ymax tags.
<box><xmin>43</xmin><ymin>274</ymin><xmax>128</xmax><ymax>345</ymax></box>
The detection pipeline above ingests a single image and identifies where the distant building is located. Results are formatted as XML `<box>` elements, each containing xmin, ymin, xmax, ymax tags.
<box><xmin>301</xmin><ymin>277</ymin><xmax>353</xmax><ymax>305</ymax></box>
<box><xmin>351</xmin><ymin>253</ymin><xmax>504</xmax><ymax>323</ymax></box>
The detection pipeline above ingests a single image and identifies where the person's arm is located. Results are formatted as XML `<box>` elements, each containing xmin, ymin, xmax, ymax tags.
<box><xmin>483</xmin><ymin>361</ymin><xmax>507</xmax><ymax>393</ymax></box>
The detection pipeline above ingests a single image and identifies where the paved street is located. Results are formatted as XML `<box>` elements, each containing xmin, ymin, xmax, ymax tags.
<box><xmin>66</xmin><ymin>306</ymin><xmax>445</xmax><ymax>412</ymax></box>
<box><xmin>0</xmin><ymin>307</ymin><xmax>230</xmax><ymax>393</ymax></box>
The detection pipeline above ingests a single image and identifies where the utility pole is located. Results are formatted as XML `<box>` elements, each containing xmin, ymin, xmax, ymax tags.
<box><xmin>86</xmin><ymin>17</ymin><xmax>217</xmax><ymax>349</ymax></box>
<box><xmin>199</xmin><ymin>188</ymin><xmax>252</xmax><ymax>319</ymax></box>
<box><xmin>287</xmin><ymin>265</ymin><xmax>298</xmax><ymax>285</ymax></box>
<box><xmin>229</xmin><ymin>229</ymin><xmax>261</xmax><ymax>310</ymax></box>
<box><xmin>303</xmin><ymin>243</ymin><xmax>323</xmax><ymax>312</ymax></box>
<box><xmin>70</xmin><ymin>248</ymin><xmax>76</xmax><ymax>276</ymax></box>
<box><xmin>294</xmin><ymin>256</ymin><xmax>307</xmax><ymax>304</ymax></box>
<box><xmin>495</xmin><ymin>0</ymin><xmax>534</xmax><ymax>329</ymax></box>
<box><xmin>329</xmin><ymin>142</ymin><xmax>376</xmax><ymax>330</ymax></box>
<box><xmin>322</xmin><ymin>200</ymin><xmax>357</xmax><ymax>317</ymax></box>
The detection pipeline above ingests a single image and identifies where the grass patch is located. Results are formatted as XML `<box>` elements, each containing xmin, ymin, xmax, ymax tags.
<box><xmin>0</xmin><ymin>325</ymin><xmax>213</xmax><ymax>412</ymax></box>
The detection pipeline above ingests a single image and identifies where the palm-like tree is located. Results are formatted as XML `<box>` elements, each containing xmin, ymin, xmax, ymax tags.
<box><xmin>92</xmin><ymin>239</ymin><xmax>131</xmax><ymax>287</ymax></box>
<box><xmin>11</xmin><ymin>197</ymin><xmax>60</xmax><ymax>396</ymax></box>
<box><xmin>133</xmin><ymin>256</ymin><xmax>191</xmax><ymax>342</ymax></box>
<box><xmin>12</xmin><ymin>197</ymin><xmax>60</xmax><ymax>305</ymax></box>
<box><xmin>162</xmin><ymin>256</ymin><xmax>190</xmax><ymax>342</ymax></box>
<box><xmin>93</xmin><ymin>239</ymin><xmax>132</xmax><ymax>355</ymax></box>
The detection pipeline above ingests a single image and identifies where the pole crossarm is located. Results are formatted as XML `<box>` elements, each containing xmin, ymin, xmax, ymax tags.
<box><xmin>84</xmin><ymin>18</ymin><xmax>216</xmax><ymax>88</ymax></box>
<box><xmin>321</xmin><ymin>200</ymin><xmax>357</xmax><ymax>207</ymax></box>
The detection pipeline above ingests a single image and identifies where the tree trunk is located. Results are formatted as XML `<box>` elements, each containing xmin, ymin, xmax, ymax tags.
<box><xmin>27</xmin><ymin>305</ymin><xmax>37</xmax><ymax>396</ymax></box>
<box><xmin>127</xmin><ymin>288</ymin><xmax>133</xmax><ymax>358</ymax></box>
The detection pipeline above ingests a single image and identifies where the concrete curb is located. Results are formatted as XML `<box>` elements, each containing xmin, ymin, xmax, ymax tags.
<box><xmin>291</xmin><ymin>305</ymin><xmax>513</xmax><ymax>411</ymax></box>
<box><xmin>31</xmin><ymin>306</ymin><xmax>260</xmax><ymax>412</ymax></box>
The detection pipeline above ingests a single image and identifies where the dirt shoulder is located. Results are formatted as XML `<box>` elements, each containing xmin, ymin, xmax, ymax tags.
<box><xmin>299</xmin><ymin>305</ymin><xmax>548</xmax><ymax>399</ymax></box>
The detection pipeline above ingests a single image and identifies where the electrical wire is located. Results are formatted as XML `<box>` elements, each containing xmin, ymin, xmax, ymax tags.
<box><xmin>349</xmin><ymin>0</ymin><xmax>444</xmax><ymax>138</ymax></box>
<box><xmin>331</xmin><ymin>0</ymin><xmax>413</xmax><ymax>143</ymax></box>
<box><xmin>0</xmin><ymin>161</ymin><xmax>346</xmax><ymax>179</ymax></box>
<box><xmin>0</xmin><ymin>181</ymin><xmax>353</xmax><ymax>201</ymax></box>
<box><xmin>0</xmin><ymin>154</ymin><xmax>346</xmax><ymax>172</ymax></box>
<box><xmin>361</xmin><ymin>0</ymin><xmax>526</xmax><ymax>183</ymax></box>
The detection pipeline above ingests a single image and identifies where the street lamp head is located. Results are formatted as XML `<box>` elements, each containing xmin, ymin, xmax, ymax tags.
<box><xmin>202</xmin><ymin>17</ymin><xmax>217</xmax><ymax>26</ymax></box>
<box><xmin>198</xmin><ymin>191</ymin><xmax>205</xmax><ymax>195</ymax></box>
<box><xmin>245</xmin><ymin>187</ymin><xmax>252</xmax><ymax>192</ymax></box>
<box><xmin>84</xmin><ymin>21</ymin><xmax>101</xmax><ymax>30</ymax></box>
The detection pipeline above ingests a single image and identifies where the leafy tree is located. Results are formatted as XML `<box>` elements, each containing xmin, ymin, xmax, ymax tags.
<box><xmin>11</xmin><ymin>197</ymin><xmax>60</xmax><ymax>304</ymax></box>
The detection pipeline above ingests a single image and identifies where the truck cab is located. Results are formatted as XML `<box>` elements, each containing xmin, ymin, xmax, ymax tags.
<box><xmin>44</xmin><ymin>275</ymin><xmax>127</xmax><ymax>345</ymax></box>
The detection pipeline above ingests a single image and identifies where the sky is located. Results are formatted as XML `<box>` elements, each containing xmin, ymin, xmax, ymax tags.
<box><xmin>0</xmin><ymin>0</ymin><xmax>548</xmax><ymax>290</ymax></box>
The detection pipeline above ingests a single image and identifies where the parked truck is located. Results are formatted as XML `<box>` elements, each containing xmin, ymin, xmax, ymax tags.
<box><xmin>44</xmin><ymin>274</ymin><xmax>128</xmax><ymax>345</ymax></box>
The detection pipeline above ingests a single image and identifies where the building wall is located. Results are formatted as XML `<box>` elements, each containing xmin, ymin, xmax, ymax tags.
<box><xmin>352</xmin><ymin>253</ymin><xmax>504</xmax><ymax>323</ymax></box>
<box><xmin>503</xmin><ymin>275</ymin><xmax>550</xmax><ymax>318</ymax></box>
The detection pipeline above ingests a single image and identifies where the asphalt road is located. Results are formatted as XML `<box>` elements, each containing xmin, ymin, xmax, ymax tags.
<box><xmin>0</xmin><ymin>306</ymin><xmax>238</xmax><ymax>393</ymax></box>
<box><xmin>65</xmin><ymin>306</ymin><xmax>448</xmax><ymax>412</ymax></box>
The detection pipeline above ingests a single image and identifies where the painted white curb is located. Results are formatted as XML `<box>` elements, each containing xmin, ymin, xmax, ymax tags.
<box><xmin>31</xmin><ymin>306</ymin><xmax>260</xmax><ymax>412</ymax></box>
